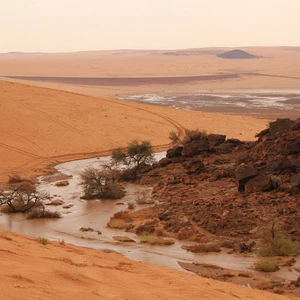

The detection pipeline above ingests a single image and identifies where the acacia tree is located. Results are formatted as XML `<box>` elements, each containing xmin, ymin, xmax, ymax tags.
<box><xmin>81</xmin><ymin>168</ymin><xmax>125</xmax><ymax>199</ymax></box>
<box><xmin>0</xmin><ymin>181</ymin><xmax>49</xmax><ymax>213</ymax></box>
<box><xmin>111</xmin><ymin>140</ymin><xmax>154</xmax><ymax>175</ymax></box>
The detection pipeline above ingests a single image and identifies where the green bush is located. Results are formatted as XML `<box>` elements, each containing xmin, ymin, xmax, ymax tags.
<box><xmin>81</xmin><ymin>168</ymin><xmax>125</xmax><ymax>200</ymax></box>
<box><xmin>255</xmin><ymin>260</ymin><xmax>278</xmax><ymax>272</ymax></box>
<box><xmin>259</xmin><ymin>235</ymin><xmax>299</xmax><ymax>257</ymax></box>
<box><xmin>27</xmin><ymin>208</ymin><xmax>61</xmax><ymax>219</ymax></box>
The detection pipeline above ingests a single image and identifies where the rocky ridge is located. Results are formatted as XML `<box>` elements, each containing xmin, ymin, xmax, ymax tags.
<box><xmin>134</xmin><ymin>118</ymin><xmax>300</xmax><ymax>241</ymax></box>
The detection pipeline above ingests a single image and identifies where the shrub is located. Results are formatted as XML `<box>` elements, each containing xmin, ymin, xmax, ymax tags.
<box><xmin>81</xmin><ymin>168</ymin><xmax>125</xmax><ymax>200</ymax></box>
<box><xmin>112</xmin><ymin>210</ymin><xmax>130</xmax><ymax>219</ymax></box>
<box><xmin>139</xmin><ymin>233</ymin><xmax>174</xmax><ymax>246</ymax></box>
<box><xmin>37</xmin><ymin>237</ymin><xmax>49</xmax><ymax>245</ymax></box>
<box><xmin>27</xmin><ymin>208</ymin><xmax>61</xmax><ymax>219</ymax></box>
<box><xmin>184</xmin><ymin>243</ymin><xmax>221</xmax><ymax>253</ymax></box>
<box><xmin>255</xmin><ymin>260</ymin><xmax>278</xmax><ymax>272</ymax></box>
<box><xmin>169</xmin><ymin>129</ymin><xmax>207</xmax><ymax>146</ymax></box>
<box><xmin>259</xmin><ymin>235</ymin><xmax>299</xmax><ymax>257</ymax></box>
<box><xmin>107</xmin><ymin>219</ymin><xmax>127</xmax><ymax>229</ymax></box>
<box><xmin>8</xmin><ymin>174</ymin><xmax>24</xmax><ymax>184</ymax></box>
<box><xmin>127</xmin><ymin>202</ymin><xmax>135</xmax><ymax>209</ymax></box>
<box><xmin>0</xmin><ymin>184</ymin><xmax>50</xmax><ymax>213</ymax></box>
<box><xmin>111</xmin><ymin>140</ymin><xmax>154</xmax><ymax>179</ymax></box>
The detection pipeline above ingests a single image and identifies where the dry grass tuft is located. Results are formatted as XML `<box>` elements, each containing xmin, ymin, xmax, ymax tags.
<box><xmin>107</xmin><ymin>218</ymin><xmax>127</xmax><ymax>229</ymax></box>
<box><xmin>184</xmin><ymin>243</ymin><xmax>221</xmax><ymax>253</ymax></box>
<box><xmin>140</xmin><ymin>233</ymin><xmax>174</xmax><ymax>246</ymax></box>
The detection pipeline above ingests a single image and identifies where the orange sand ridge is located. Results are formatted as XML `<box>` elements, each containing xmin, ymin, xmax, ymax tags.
<box><xmin>0</xmin><ymin>229</ymin><xmax>292</xmax><ymax>300</ymax></box>
<box><xmin>0</xmin><ymin>80</ymin><xmax>268</xmax><ymax>182</ymax></box>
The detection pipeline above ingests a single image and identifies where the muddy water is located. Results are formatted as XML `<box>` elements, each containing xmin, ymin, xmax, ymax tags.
<box><xmin>0</xmin><ymin>153</ymin><xmax>297</xmax><ymax>281</ymax></box>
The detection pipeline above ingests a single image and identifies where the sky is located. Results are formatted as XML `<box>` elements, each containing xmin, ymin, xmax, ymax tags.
<box><xmin>1</xmin><ymin>0</ymin><xmax>300</xmax><ymax>53</ymax></box>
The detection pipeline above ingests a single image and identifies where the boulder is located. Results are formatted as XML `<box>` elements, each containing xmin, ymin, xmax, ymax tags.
<box><xmin>245</xmin><ymin>174</ymin><xmax>272</xmax><ymax>193</ymax></box>
<box><xmin>166</xmin><ymin>146</ymin><xmax>183</xmax><ymax>158</ymax></box>
<box><xmin>235</xmin><ymin>163</ymin><xmax>259</xmax><ymax>192</ymax></box>
<box><xmin>207</xmin><ymin>134</ymin><xmax>226</xmax><ymax>150</ymax></box>
<box><xmin>159</xmin><ymin>158</ymin><xmax>171</xmax><ymax>167</ymax></box>
<box><xmin>182</xmin><ymin>140</ymin><xmax>209</xmax><ymax>157</ymax></box>
<box><xmin>269</xmin><ymin>118</ymin><xmax>294</xmax><ymax>136</ymax></box>
<box><xmin>183</xmin><ymin>159</ymin><xmax>204</xmax><ymax>174</ymax></box>
<box><xmin>291</xmin><ymin>173</ymin><xmax>300</xmax><ymax>187</ymax></box>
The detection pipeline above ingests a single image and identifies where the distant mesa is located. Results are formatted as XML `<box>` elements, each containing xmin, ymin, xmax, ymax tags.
<box><xmin>217</xmin><ymin>49</ymin><xmax>261</xmax><ymax>59</ymax></box>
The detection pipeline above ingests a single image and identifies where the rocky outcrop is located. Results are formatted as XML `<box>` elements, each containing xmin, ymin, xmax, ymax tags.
<box><xmin>135</xmin><ymin>118</ymin><xmax>300</xmax><ymax>241</ymax></box>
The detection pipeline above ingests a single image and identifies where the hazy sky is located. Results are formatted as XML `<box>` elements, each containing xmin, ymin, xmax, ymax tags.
<box><xmin>1</xmin><ymin>0</ymin><xmax>300</xmax><ymax>52</ymax></box>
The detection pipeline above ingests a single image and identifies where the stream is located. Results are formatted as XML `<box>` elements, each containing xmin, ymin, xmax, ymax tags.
<box><xmin>0</xmin><ymin>153</ymin><xmax>298</xmax><ymax>282</ymax></box>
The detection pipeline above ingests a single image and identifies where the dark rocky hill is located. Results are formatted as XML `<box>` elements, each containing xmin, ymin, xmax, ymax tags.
<box><xmin>132</xmin><ymin>118</ymin><xmax>300</xmax><ymax>243</ymax></box>
<box><xmin>217</xmin><ymin>49</ymin><xmax>260</xmax><ymax>59</ymax></box>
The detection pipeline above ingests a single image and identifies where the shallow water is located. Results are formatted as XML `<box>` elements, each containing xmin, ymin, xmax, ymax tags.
<box><xmin>0</xmin><ymin>153</ymin><xmax>298</xmax><ymax>281</ymax></box>
<box><xmin>118</xmin><ymin>92</ymin><xmax>300</xmax><ymax>119</ymax></box>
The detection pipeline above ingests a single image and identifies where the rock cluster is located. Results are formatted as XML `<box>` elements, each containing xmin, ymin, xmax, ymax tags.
<box><xmin>137</xmin><ymin>118</ymin><xmax>300</xmax><ymax>240</ymax></box>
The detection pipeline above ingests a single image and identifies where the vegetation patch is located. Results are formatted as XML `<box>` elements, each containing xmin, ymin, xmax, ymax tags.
<box><xmin>27</xmin><ymin>208</ymin><xmax>61</xmax><ymax>219</ymax></box>
<box><xmin>182</xmin><ymin>243</ymin><xmax>221</xmax><ymax>253</ymax></box>
<box><xmin>255</xmin><ymin>260</ymin><xmax>278</xmax><ymax>272</ymax></box>
<box><xmin>81</xmin><ymin>168</ymin><xmax>125</xmax><ymax>200</ymax></box>
<box><xmin>37</xmin><ymin>237</ymin><xmax>49</xmax><ymax>245</ymax></box>
<box><xmin>139</xmin><ymin>233</ymin><xmax>174</xmax><ymax>246</ymax></box>
<box><xmin>259</xmin><ymin>234</ymin><xmax>299</xmax><ymax>257</ymax></box>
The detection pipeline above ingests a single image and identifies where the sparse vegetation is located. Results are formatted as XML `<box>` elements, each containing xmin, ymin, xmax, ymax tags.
<box><xmin>37</xmin><ymin>237</ymin><xmax>49</xmax><ymax>245</ymax></box>
<box><xmin>0</xmin><ymin>181</ymin><xmax>50</xmax><ymax>213</ymax></box>
<box><xmin>255</xmin><ymin>260</ymin><xmax>278</xmax><ymax>272</ymax></box>
<box><xmin>107</xmin><ymin>218</ymin><xmax>128</xmax><ymax>229</ymax></box>
<box><xmin>183</xmin><ymin>243</ymin><xmax>221</xmax><ymax>253</ymax></box>
<box><xmin>259</xmin><ymin>234</ymin><xmax>299</xmax><ymax>257</ymax></box>
<box><xmin>81</xmin><ymin>168</ymin><xmax>125</xmax><ymax>200</ymax></box>
<box><xmin>27</xmin><ymin>207</ymin><xmax>61</xmax><ymax>219</ymax></box>
<box><xmin>111</xmin><ymin>140</ymin><xmax>154</xmax><ymax>180</ymax></box>
<box><xmin>139</xmin><ymin>233</ymin><xmax>174</xmax><ymax>246</ymax></box>
<box><xmin>127</xmin><ymin>201</ymin><xmax>135</xmax><ymax>209</ymax></box>
<box><xmin>259</xmin><ymin>224</ymin><xmax>299</xmax><ymax>257</ymax></box>
<box><xmin>169</xmin><ymin>128</ymin><xmax>207</xmax><ymax>146</ymax></box>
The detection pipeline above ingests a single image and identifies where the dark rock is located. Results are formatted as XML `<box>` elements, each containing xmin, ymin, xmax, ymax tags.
<box><xmin>286</xmin><ymin>138</ymin><xmax>300</xmax><ymax>154</ymax></box>
<box><xmin>183</xmin><ymin>159</ymin><xmax>204</xmax><ymax>174</ymax></box>
<box><xmin>159</xmin><ymin>158</ymin><xmax>171</xmax><ymax>167</ymax></box>
<box><xmin>166</xmin><ymin>146</ymin><xmax>183</xmax><ymax>158</ymax></box>
<box><xmin>207</xmin><ymin>134</ymin><xmax>226</xmax><ymax>150</ymax></box>
<box><xmin>214</xmin><ymin>142</ymin><xmax>236</xmax><ymax>154</ymax></box>
<box><xmin>245</xmin><ymin>174</ymin><xmax>272</xmax><ymax>193</ymax></box>
<box><xmin>236</xmin><ymin>153</ymin><xmax>252</xmax><ymax>166</ymax></box>
<box><xmin>248</xmin><ymin>241</ymin><xmax>256</xmax><ymax>252</ymax></box>
<box><xmin>182</xmin><ymin>141</ymin><xmax>209</xmax><ymax>157</ymax></box>
<box><xmin>291</xmin><ymin>173</ymin><xmax>300</xmax><ymax>187</ymax></box>
<box><xmin>269</xmin><ymin>118</ymin><xmax>294</xmax><ymax>136</ymax></box>
<box><xmin>235</xmin><ymin>163</ymin><xmax>259</xmax><ymax>192</ymax></box>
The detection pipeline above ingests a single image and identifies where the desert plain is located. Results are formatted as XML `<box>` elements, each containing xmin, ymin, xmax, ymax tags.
<box><xmin>0</xmin><ymin>47</ymin><xmax>299</xmax><ymax>299</ymax></box>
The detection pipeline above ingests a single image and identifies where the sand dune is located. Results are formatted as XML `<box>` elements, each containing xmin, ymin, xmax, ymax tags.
<box><xmin>0</xmin><ymin>80</ymin><xmax>268</xmax><ymax>181</ymax></box>
<box><xmin>0</xmin><ymin>229</ymin><xmax>291</xmax><ymax>300</ymax></box>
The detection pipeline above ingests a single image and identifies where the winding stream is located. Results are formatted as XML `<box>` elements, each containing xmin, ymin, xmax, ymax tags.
<box><xmin>0</xmin><ymin>153</ymin><xmax>298</xmax><ymax>282</ymax></box>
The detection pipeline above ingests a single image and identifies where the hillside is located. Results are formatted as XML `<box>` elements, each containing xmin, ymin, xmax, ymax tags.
<box><xmin>217</xmin><ymin>49</ymin><xmax>260</xmax><ymax>59</ymax></box>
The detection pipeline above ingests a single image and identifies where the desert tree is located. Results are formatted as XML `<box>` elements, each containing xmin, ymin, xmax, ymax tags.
<box><xmin>111</xmin><ymin>140</ymin><xmax>154</xmax><ymax>172</ymax></box>
<box><xmin>0</xmin><ymin>181</ymin><xmax>49</xmax><ymax>213</ymax></box>
<box><xmin>81</xmin><ymin>168</ymin><xmax>125</xmax><ymax>200</ymax></box>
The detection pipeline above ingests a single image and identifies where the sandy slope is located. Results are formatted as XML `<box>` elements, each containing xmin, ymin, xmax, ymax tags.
<box><xmin>0</xmin><ymin>229</ymin><xmax>292</xmax><ymax>300</ymax></box>
<box><xmin>0</xmin><ymin>80</ymin><xmax>268</xmax><ymax>181</ymax></box>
